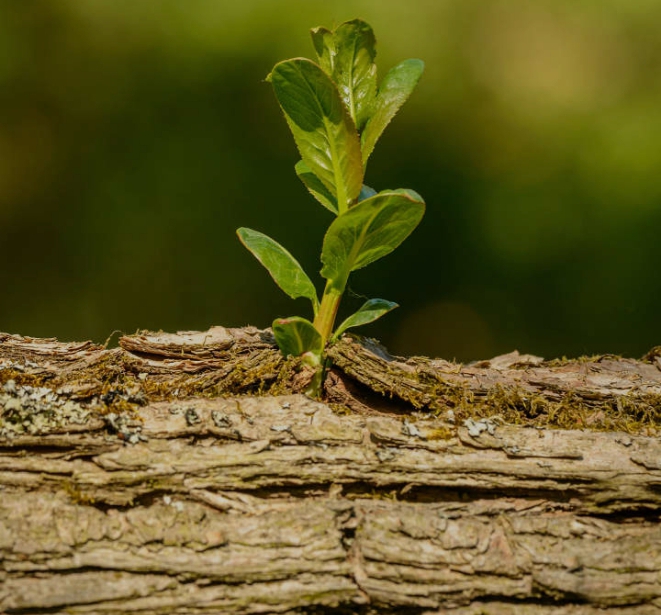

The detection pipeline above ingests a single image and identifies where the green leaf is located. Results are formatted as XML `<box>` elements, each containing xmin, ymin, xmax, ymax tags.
<box><xmin>296</xmin><ymin>157</ymin><xmax>373</xmax><ymax>213</ymax></box>
<box><xmin>329</xmin><ymin>19</ymin><xmax>377</xmax><ymax>131</ymax></box>
<box><xmin>333</xmin><ymin>298</ymin><xmax>398</xmax><ymax>339</ymax></box>
<box><xmin>320</xmin><ymin>190</ymin><xmax>425</xmax><ymax>291</ymax></box>
<box><xmin>269</xmin><ymin>58</ymin><xmax>363</xmax><ymax>212</ymax></box>
<box><xmin>393</xmin><ymin>187</ymin><xmax>424</xmax><ymax>201</ymax></box>
<box><xmin>272</xmin><ymin>316</ymin><xmax>323</xmax><ymax>363</ymax></box>
<box><xmin>310</xmin><ymin>26</ymin><xmax>335</xmax><ymax>75</ymax></box>
<box><xmin>295</xmin><ymin>160</ymin><xmax>338</xmax><ymax>214</ymax></box>
<box><xmin>361</xmin><ymin>58</ymin><xmax>424</xmax><ymax>164</ymax></box>
<box><xmin>358</xmin><ymin>184</ymin><xmax>377</xmax><ymax>202</ymax></box>
<box><xmin>237</xmin><ymin>228</ymin><xmax>319</xmax><ymax>313</ymax></box>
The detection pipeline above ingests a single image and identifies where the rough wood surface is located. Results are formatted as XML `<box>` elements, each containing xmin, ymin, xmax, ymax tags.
<box><xmin>1</xmin><ymin>328</ymin><xmax>660</xmax><ymax>614</ymax></box>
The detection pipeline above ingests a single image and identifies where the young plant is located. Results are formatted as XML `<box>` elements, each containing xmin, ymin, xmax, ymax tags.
<box><xmin>237</xmin><ymin>18</ymin><xmax>424</xmax><ymax>391</ymax></box>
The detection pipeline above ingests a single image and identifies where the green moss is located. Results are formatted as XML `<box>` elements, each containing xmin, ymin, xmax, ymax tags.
<box><xmin>0</xmin><ymin>369</ymin><xmax>53</xmax><ymax>388</ymax></box>
<box><xmin>63</xmin><ymin>480</ymin><xmax>97</xmax><ymax>505</ymax></box>
<box><xmin>421</xmin><ymin>380</ymin><xmax>660</xmax><ymax>435</ymax></box>
<box><xmin>426</xmin><ymin>426</ymin><xmax>456</xmax><ymax>440</ymax></box>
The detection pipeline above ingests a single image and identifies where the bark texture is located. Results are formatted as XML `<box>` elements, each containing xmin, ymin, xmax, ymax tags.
<box><xmin>1</xmin><ymin>327</ymin><xmax>660</xmax><ymax>614</ymax></box>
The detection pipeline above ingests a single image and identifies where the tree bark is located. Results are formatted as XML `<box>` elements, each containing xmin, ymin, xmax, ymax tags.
<box><xmin>1</xmin><ymin>328</ymin><xmax>660</xmax><ymax>614</ymax></box>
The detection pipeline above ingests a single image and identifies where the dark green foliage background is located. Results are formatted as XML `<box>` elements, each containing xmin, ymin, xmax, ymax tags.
<box><xmin>2</xmin><ymin>1</ymin><xmax>660</xmax><ymax>361</ymax></box>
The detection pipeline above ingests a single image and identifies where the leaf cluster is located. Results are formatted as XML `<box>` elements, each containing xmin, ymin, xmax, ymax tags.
<box><xmin>237</xmin><ymin>19</ymin><xmax>424</xmax><ymax>389</ymax></box>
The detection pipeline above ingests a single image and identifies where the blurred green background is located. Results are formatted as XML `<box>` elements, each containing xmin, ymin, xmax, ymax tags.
<box><xmin>1</xmin><ymin>0</ymin><xmax>660</xmax><ymax>361</ymax></box>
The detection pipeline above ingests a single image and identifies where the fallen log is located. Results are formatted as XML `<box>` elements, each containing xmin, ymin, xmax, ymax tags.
<box><xmin>1</xmin><ymin>328</ymin><xmax>660</xmax><ymax>613</ymax></box>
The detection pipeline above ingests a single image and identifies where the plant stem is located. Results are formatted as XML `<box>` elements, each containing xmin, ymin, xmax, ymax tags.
<box><xmin>313</xmin><ymin>280</ymin><xmax>343</xmax><ymax>347</ymax></box>
<box><xmin>303</xmin><ymin>281</ymin><xmax>343</xmax><ymax>399</ymax></box>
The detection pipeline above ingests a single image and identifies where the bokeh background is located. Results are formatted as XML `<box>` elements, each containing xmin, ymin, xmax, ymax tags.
<box><xmin>2</xmin><ymin>0</ymin><xmax>660</xmax><ymax>361</ymax></box>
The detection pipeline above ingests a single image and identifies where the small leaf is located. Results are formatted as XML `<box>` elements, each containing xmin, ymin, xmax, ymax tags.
<box><xmin>310</xmin><ymin>26</ymin><xmax>335</xmax><ymax>75</ymax></box>
<box><xmin>272</xmin><ymin>316</ymin><xmax>323</xmax><ymax>361</ymax></box>
<box><xmin>361</xmin><ymin>58</ymin><xmax>424</xmax><ymax>164</ymax></box>
<box><xmin>330</xmin><ymin>19</ymin><xmax>378</xmax><ymax>130</ymax></box>
<box><xmin>269</xmin><ymin>58</ymin><xmax>364</xmax><ymax>212</ymax></box>
<box><xmin>320</xmin><ymin>190</ymin><xmax>425</xmax><ymax>291</ymax></box>
<box><xmin>358</xmin><ymin>184</ymin><xmax>377</xmax><ymax>202</ymax></box>
<box><xmin>295</xmin><ymin>160</ymin><xmax>338</xmax><ymax>214</ymax></box>
<box><xmin>237</xmin><ymin>228</ymin><xmax>319</xmax><ymax>313</ymax></box>
<box><xmin>333</xmin><ymin>298</ymin><xmax>398</xmax><ymax>339</ymax></box>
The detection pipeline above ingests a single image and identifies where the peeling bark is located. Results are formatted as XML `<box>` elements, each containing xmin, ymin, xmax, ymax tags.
<box><xmin>1</xmin><ymin>328</ymin><xmax>660</xmax><ymax>614</ymax></box>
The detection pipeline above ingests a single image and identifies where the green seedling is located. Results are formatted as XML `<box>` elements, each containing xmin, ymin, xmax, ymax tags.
<box><xmin>237</xmin><ymin>18</ymin><xmax>425</xmax><ymax>394</ymax></box>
